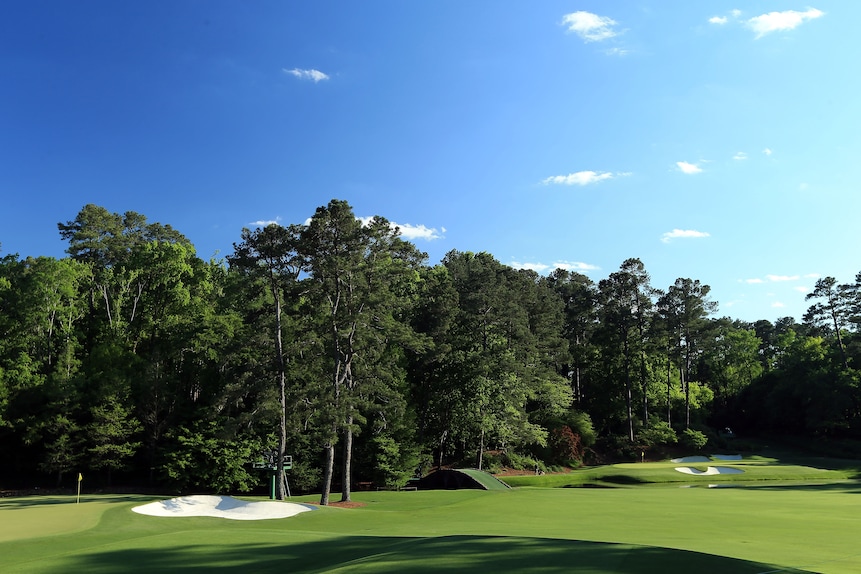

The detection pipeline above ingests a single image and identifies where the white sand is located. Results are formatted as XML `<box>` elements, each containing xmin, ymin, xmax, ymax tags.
<box><xmin>671</xmin><ymin>456</ymin><xmax>710</xmax><ymax>463</ymax></box>
<box><xmin>132</xmin><ymin>495</ymin><xmax>313</xmax><ymax>520</ymax></box>
<box><xmin>674</xmin><ymin>466</ymin><xmax>745</xmax><ymax>475</ymax></box>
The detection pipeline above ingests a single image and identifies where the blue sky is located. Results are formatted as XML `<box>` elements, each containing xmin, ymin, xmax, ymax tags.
<box><xmin>2</xmin><ymin>1</ymin><xmax>859</xmax><ymax>323</ymax></box>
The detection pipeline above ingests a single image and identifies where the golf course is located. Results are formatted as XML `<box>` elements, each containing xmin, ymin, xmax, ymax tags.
<box><xmin>3</xmin><ymin>453</ymin><xmax>860</xmax><ymax>573</ymax></box>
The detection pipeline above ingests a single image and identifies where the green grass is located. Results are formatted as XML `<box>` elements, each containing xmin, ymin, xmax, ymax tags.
<box><xmin>501</xmin><ymin>455</ymin><xmax>855</xmax><ymax>488</ymax></box>
<box><xmin>456</xmin><ymin>468</ymin><xmax>512</xmax><ymax>490</ymax></box>
<box><xmin>3</xmin><ymin>459</ymin><xmax>861</xmax><ymax>573</ymax></box>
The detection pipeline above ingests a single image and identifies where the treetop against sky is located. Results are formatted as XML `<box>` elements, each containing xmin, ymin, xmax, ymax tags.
<box><xmin>3</xmin><ymin>2</ymin><xmax>859</xmax><ymax>323</ymax></box>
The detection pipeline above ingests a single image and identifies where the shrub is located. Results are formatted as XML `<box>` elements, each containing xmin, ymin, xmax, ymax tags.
<box><xmin>503</xmin><ymin>451</ymin><xmax>542</xmax><ymax>471</ymax></box>
<box><xmin>681</xmin><ymin>428</ymin><xmax>708</xmax><ymax>450</ymax></box>
<box><xmin>549</xmin><ymin>426</ymin><xmax>584</xmax><ymax>465</ymax></box>
<box><xmin>637</xmin><ymin>421</ymin><xmax>678</xmax><ymax>447</ymax></box>
<box><xmin>566</xmin><ymin>410</ymin><xmax>597</xmax><ymax>447</ymax></box>
<box><xmin>371</xmin><ymin>435</ymin><xmax>421</xmax><ymax>489</ymax></box>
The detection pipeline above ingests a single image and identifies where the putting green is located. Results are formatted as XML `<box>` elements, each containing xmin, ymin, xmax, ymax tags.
<box><xmin>3</xmin><ymin>485</ymin><xmax>861</xmax><ymax>573</ymax></box>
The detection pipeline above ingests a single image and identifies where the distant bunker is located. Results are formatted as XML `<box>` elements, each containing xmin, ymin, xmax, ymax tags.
<box><xmin>417</xmin><ymin>469</ymin><xmax>512</xmax><ymax>491</ymax></box>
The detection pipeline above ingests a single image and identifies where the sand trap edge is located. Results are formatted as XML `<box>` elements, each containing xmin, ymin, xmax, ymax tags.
<box><xmin>132</xmin><ymin>495</ymin><xmax>315</xmax><ymax>520</ymax></box>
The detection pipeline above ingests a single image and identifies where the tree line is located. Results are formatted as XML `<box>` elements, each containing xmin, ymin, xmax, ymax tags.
<box><xmin>1</xmin><ymin>200</ymin><xmax>860</xmax><ymax>503</ymax></box>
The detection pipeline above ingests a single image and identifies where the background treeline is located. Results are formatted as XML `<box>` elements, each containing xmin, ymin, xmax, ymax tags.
<box><xmin>2</xmin><ymin>200</ymin><xmax>860</xmax><ymax>502</ymax></box>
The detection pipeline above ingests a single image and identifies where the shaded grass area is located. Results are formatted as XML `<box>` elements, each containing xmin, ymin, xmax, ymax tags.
<box><xmin>43</xmin><ymin>535</ymin><xmax>803</xmax><ymax>574</ymax></box>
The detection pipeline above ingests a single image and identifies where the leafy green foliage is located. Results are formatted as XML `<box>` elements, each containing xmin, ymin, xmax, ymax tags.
<box><xmin>163</xmin><ymin>422</ymin><xmax>261</xmax><ymax>493</ymax></box>
<box><xmin>6</xmin><ymin>200</ymin><xmax>861</xmax><ymax>496</ymax></box>
<box><xmin>637</xmin><ymin>421</ymin><xmax>677</xmax><ymax>447</ymax></box>
<box><xmin>680</xmin><ymin>428</ymin><xmax>708</xmax><ymax>450</ymax></box>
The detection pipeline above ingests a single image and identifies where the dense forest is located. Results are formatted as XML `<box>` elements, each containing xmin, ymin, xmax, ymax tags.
<box><xmin>2</xmin><ymin>200</ymin><xmax>860</xmax><ymax>503</ymax></box>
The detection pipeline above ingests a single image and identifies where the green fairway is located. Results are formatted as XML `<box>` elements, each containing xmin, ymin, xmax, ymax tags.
<box><xmin>3</xmin><ymin>480</ymin><xmax>861</xmax><ymax>573</ymax></box>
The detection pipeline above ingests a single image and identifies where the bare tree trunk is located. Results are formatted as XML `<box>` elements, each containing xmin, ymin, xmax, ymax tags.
<box><xmin>681</xmin><ymin>364</ymin><xmax>689</xmax><ymax>430</ymax></box>
<box><xmin>477</xmin><ymin>427</ymin><xmax>485</xmax><ymax>470</ymax></box>
<box><xmin>624</xmin><ymin>339</ymin><xmax>634</xmax><ymax>443</ymax></box>
<box><xmin>320</xmin><ymin>442</ymin><xmax>334</xmax><ymax>506</ymax></box>
<box><xmin>274</xmin><ymin>287</ymin><xmax>287</xmax><ymax>500</ymax></box>
<box><xmin>666</xmin><ymin>349</ymin><xmax>672</xmax><ymax>425</ymax></box>
<box><xmin>341</xmin><ymin>417</ymin><xmax>353</xmax><ymax>502</ymax></box>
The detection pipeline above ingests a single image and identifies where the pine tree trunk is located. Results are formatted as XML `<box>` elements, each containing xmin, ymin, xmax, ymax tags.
<box><xmin>477</xmin><ymin>427</ymin><xmax>485</xmax><ymax>470</ymax></box>
<box><xmin>320</xmin><ymin>442</ymin><xmax>334</xmax><ymax>506</ymax></box>
<box><xmin>341</xmin><ymin>417</ymin><xmax>353</xmax><ymax>502</ymax></box>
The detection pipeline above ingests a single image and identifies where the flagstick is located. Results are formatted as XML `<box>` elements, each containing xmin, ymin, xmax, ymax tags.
<box><xmin>76</xmin><ymin>473</ymin><xmax>82</xmax><ymax>504</ymax></box>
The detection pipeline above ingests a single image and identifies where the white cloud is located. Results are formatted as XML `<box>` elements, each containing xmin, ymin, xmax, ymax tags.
<box><xmin>562</xmin><ymin>11</ymin><xmax>620</xmax><ymax>42</ymax></box>
<box><xmin>731</xmin><ymin>10</ymin><xmax>742</xmax><ymax>18</ymax></box>
<box><xmin>283</xmin><ymin>68</ymin><xmax>330</xmax><ymax>82</ymax></box>
<box><xmin>794</xmin><ymin>286</ymin><xmax>809</xmax><ymax>293</ymax></box>
<box><xmin>510</xmin><ymin>261</ymin><xmax>551</xmax><ymax>273</ymax></box>
<box><xmin>604</xmin><ymin>47</ymin><xmax>630</xmax><ymax>56</ymax></box>
<box><xmin>676</xmin><ymin>161</ymin><xmax>703</xmax><ymax>174</ymax></box>
<box><xmin>510</xmin><ymin>260</ymin><xmax>599</xmax><ymax>273</ymax></box>
<box><xmin>661</xmin><ymin>229</ymin><xmax>710</xmax><ymax>243</ymax></box>
<box><xmin>250</xmin><ymin>217</ymin><xmax>281</xmax><ymax>227</ymax></box>
<box><xmin>766</xmin><ymin>274</ymin><xmax>799</xmax><ymax>282</ymax></box>
<box><xmin>733</xmin><ymin>152</ymin><xmax>748</xmax><ymax>160</ymax></box>
<box><xmin>771</xmin><ymin>301</ymin><xmax>786</xmax><ymax>308</ymax></box>
<box><xmin>308</xmin><ymin>216</ymin><xmax>442</xmax><ymax>241</ymax></box>
<box><xmin>747</xmin><ymin>9</ymin><xmax>824</xmax><ymax>38</ymax></box>
<box><xmin>744</xmin><ymin>278</ymin><xmax>764</xmax><ymax>284</ymax></box>
<box><xmin>709</xmin><ymin>16</ymin><xmax>728</xmax><ymax>25</ymax></box>
<box><xmin>542</xmin><ymin>171</ymin><xmax>615</xmax><ymax>186</ymax></box>
<box><xmin>763</xmin><ymin>147</ymin><xmax>773</xmax><ymax>156</ymax></box>
<box><xmin>804</xmin><ymin>273</ymin><xmax>820</xmax><ymax>279</ymax></box>
<box><xmin>553</xmin><ymin>261</ymin><xmax>600</xmax><ymax>272</ymax></box>
<box><xmin>393</xmin><ymin>222</ymin><xmax>444</xmax><ymax>241</ymax></box>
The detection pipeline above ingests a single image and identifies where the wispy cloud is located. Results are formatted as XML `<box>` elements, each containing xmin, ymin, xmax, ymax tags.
<box><xmin>763</xmin><ymin>147</ymin><xmax>773</xmax><ymax>156</ymax></box>
<box><xmin>510</xmin><ymin>260</ymin><xmax>599</xmax><ymax>273</ymax></box>
<box><xmin>542</xmin><ymin>170</ymin><xmax>618</xmax><ymax>186</ymax></box>
<box><xmin>250</xmin><ymin>217</ymin><xmax>281</xmax><ymax>227</ymax></box>
<box><xmin>772</xmin><ymin>301</ymin><xmax>786</xmax><ymax>308</ymax></box>
<box><xmin>676</xmin><ymin>161</ymin><xmax>703</xmax><ymax>174</ymax></box>
<box><xmin>747</xmin><ymin>9</ymin><xmax>824</xmax><ymax>38</ymax></box>
<box><xmin>283</xmin><ymin>68</ymin><xmax>330</xmax><ymax>83</ymax></box>
<box><xmin>733</xmin><ymin>152</ymin><xmax>748</xmax><ymax>160</ymax></box>
<box><xmin>562</xmin><ymin>11</ymin><xmax>620</xmax><ymax>42</ymax></box>
<box><xmin>604</xmin><ymin>47</ymin><xmax>630</xmax><ymax>57</ymax></box>
<box><xmin>709</xmin><ymin>16</ymin><xmax>728</xmax><ymax>25</ymax></box>
<box><xmin>794</xmin><ymin>286</ymin><xmax>809</xmax><ymax>293</ymax></box>
<box><xmin>743</xmin><ymin>274</ymin><xmax>812</xmax><ymax>284</ymax></box>
<box><xmin>661</xmin><ymin>229</ymin><xmax>710</xmax><ymax>243</ymax></box>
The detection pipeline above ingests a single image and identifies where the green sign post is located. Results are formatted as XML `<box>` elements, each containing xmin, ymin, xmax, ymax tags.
<box><xmin>252</xmin><ymin>451</ymin><xmax>293</xmax><ymax>499</ymax></box>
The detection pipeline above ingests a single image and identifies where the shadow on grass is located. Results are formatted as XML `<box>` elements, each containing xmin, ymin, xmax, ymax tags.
<box><xmin>746</xmin><ymin>480</ymin><xmax>861</xmax><ymax>493</ymax></box>
<box><xmin>61</xmin><ymin>535</ymin><xmax>811</xmax><ymax>574</ymax></box>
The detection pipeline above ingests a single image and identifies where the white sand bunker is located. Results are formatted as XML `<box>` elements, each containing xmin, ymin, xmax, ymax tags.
<box><xmin>132</xmin><ymin>495</ymin><xmax>313</xmax><ymax>520</ymax></box>
<box><xmin>674</xmin><ymin>466</ymin><xmax>745</xmax><ymax>476</ymax></box>
<box><xmin>671</xmin><ymin>456</ymin><xmax>710</xmax><ymax>463</ymax></box>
